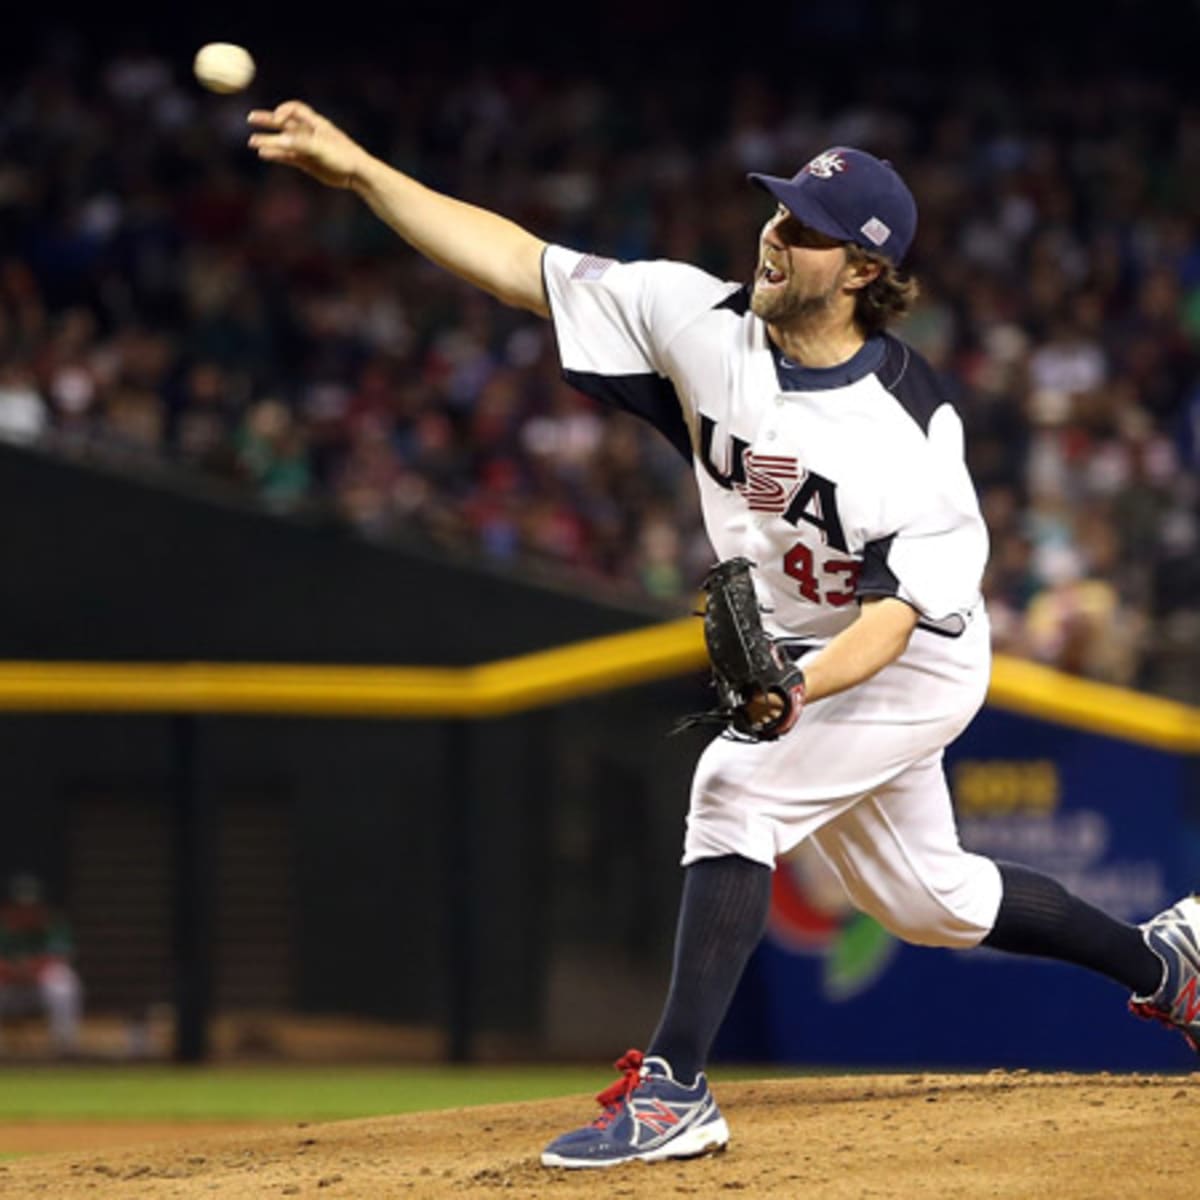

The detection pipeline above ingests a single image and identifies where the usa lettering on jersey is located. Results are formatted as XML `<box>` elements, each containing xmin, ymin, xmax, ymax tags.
<box><xmin>699</xmin><ymin>414</ymin><xmax>848</xmax><ymax>553</ymax></box>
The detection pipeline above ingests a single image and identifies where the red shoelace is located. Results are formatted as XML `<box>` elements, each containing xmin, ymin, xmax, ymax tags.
<box><xmin>1129</xmin><ymin>998</ymin><xmax>1199</xmax><ymax>1052</ymax></box>
<box><xmin>590</xmin><ymin>1049</ymin><xmax>646</xmax><ymax>1129</ymax></box>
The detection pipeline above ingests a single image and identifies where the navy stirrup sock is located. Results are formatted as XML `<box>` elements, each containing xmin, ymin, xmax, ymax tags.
<box><xmin>983</xmin><ymin>862</ymin><xmax>1162</xmax><ymax>995</ymax></box>
<box><xmin>647</xmin><ymin>854</ymin><xmax>773</xmax><ymax>1085</ymax></box>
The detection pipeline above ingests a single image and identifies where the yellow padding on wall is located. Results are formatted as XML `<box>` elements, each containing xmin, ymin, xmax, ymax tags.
<box><xmin>0</xmin><ymin>618</ymin><xmax>706</xmax><ymax>719</ymax></box>
<box><xmin>987</xmin><ymin>655</ymin><xmax>1200</xmax><ymax>753</ymax></box>
<box><xmin>0</xmin><ymin>619</ymin><xmax>1196</xmax><ymax>751</ymax></box>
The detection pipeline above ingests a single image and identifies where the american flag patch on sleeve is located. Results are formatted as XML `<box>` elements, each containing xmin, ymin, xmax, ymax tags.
<box><xmin>570</xmin><ymin>253</ymin><xmax>616</xmax><ymax>281</ymax></box>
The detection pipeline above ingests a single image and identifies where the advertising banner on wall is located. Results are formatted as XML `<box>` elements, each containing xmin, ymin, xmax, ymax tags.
<box><xmin>715</xmin><ymin>705</ymin><xmax>1199</xmax><ymax>1071</ymax></box>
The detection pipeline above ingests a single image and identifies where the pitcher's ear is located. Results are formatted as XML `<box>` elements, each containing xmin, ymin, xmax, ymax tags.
<box><xmin>844</xmin><ymin>248</ymin><xmax>884</xmax><ymax>291</ymax></box>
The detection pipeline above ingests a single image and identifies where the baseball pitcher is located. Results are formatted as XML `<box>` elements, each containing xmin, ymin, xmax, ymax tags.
<box><xmin>248</xmin><ymin>103</ymin><xmax>1200</xmax><ymax>1169</ymax></box>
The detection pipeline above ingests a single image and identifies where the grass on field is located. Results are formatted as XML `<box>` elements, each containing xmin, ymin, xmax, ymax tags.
<box><xmin>0</xmin><ymin>1063</ymin><xmax>796</xmax><ymax>1122</ymax></box>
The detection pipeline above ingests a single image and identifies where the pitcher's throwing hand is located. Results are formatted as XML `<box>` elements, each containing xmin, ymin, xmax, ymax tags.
<box><xmin>247</xmin><ymin>102</ymin><xmax>366</xmax><ymax>189</ymax></box>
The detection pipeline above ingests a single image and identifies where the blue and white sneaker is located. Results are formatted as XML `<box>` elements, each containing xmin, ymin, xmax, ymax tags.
<box><xmin>1129</xmin><ymin>893</ymin><xmax>1200</xmax><ymax>1053</ymax></box>
<box><xmin>541</xmin><ymin>1049</ymin><xmax>730</xmax><ymax>1169</ymax></box>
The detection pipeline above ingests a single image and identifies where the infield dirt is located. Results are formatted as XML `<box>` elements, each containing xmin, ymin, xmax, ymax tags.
<box><xmin>0</xmin><ymin>1071</ymin><xmax>1196</xmax><ymax>1198</ymax></box>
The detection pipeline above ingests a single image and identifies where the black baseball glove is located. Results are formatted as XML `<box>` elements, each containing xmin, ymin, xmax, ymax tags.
<box><xmin>676</xmin><ymin>557</ymin><xmax>807</xmax><ymax>741</ymax></box>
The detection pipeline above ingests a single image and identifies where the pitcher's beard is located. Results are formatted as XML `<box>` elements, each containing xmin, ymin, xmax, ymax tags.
<box><xmin>750</xmin><ymin>278</ymin><xmax>842</xmax><ymax>326</ymax></box>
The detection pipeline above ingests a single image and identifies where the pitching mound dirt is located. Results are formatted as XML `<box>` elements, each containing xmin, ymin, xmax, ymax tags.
<box><xmin>0</xmin><ymin>1072</ymin><xmax>1196</xmax><ymax>1198</ymax></box>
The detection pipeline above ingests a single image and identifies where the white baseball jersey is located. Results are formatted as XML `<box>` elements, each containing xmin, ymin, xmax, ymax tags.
<box><xmin>544</xmin><ymin>244</ymin><xmax>993</xmax><ymax>772</ymax></box>
<box><xmin>543</xmin><ymin>247</ymin><xmax>986</xmax><ymax>645</ymax></box>
<box><xmin>543</xmin><ymin>245</ymin><xmax>1003</xmax><ymax>939</ymax></box>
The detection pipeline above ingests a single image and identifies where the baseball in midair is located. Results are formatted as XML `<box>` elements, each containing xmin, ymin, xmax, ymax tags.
<box><xmin>193</xmin><ymin>43</ymin><xmax>256</xmax><ymax>94</ymax></box>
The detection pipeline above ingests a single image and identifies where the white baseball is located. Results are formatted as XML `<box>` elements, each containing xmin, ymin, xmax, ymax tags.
<box><xmin>193</xmin><ymin>43</ymin><xmax>256</xmax><ymax>94</ymax></box>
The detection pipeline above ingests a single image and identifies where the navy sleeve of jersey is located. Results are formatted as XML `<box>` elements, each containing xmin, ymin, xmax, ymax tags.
<box><xmin>857</xmin><ymin>535</ymin><xmax>899</xmax><ymax>597</ymax></box>
<box><xmin>560</xmin><ymin>368</ymin><xmax>693</xmax><ymax>463</ymax></box>
<box><xmin>876</xmin><ymin>336</ymin><xmax>944</xmax><ymax>435</ymax></box>
<box><xmin>857</xmin><ymin>341</ymin><xmax>988</xmax><ymax>634</ymax></box>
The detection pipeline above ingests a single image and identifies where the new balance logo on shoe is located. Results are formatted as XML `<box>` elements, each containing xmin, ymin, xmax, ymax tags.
<box><xmin>1176</xmin><ymin>976</ymin><xmax>1200</xmax><ymax>1025</ymax></box>
<box><xmin>633</xmin><ymin>1098</ymin><xmax>682</xmax><ymax>1136</ymax></box>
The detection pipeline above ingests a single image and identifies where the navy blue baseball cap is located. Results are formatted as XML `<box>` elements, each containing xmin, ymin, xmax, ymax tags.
<box><xmin>748</xmin><ymin>147</ymin><xmax>917</xmax><ymax>265</ymax></box>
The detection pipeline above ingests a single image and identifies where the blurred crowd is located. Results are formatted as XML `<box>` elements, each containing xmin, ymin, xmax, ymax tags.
<box><xmin>1</xmin><ymin>30</ymin><xmax>1198</xmax><ymax>699</ymax></box>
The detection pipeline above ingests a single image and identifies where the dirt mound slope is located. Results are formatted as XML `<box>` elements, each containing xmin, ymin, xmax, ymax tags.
<box><xmin>1</xmin><ymin>1071</ymin><xmax>1196</xmax><ymax>1198</ymax></box>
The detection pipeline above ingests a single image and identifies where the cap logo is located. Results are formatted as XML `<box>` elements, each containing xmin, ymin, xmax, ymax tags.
<box><xmin>860</xmin><ymin>217</ymin><xmax>891</xmax><ymax>247</ymax></box>
<box><xmin>804</xmin><ymin>151</ymin><xmax>847</xmax><ymax>179</ymax></box>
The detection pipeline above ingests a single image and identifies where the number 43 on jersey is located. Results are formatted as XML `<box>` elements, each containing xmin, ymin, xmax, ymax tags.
<box><xmin>700</xmin><ymin>414</ymin><xmax>862</xmax><ymax>608</ymax></box>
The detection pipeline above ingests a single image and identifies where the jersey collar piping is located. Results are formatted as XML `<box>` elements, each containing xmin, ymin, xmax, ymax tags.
<box><xmin>768</xmin><ymin>334</ymin><xmax>887</xmax><ymax>392</ymax></box>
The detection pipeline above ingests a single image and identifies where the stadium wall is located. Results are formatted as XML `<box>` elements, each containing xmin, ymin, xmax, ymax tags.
<box><xmin>0</xmin><ymin>443</ymin><xmax>700</xmax><ymax>1053</ymax></box>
